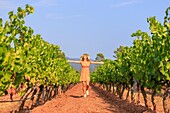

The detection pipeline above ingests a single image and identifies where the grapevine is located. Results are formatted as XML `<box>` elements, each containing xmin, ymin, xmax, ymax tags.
<box><xmin>0</xmin><ymin>4</ymin><xmax>79</xmax><ymax>96</ymax></box>
<box><xmin>91</xmin><ymin>7</ymin><xmax>170</xmax><ymax>112</ymax></box>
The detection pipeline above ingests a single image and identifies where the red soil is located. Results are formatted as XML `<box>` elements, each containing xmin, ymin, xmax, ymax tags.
<box><xmin>0</xmin><ymin>83</ymin><xmax>165</xmax><ymax>113</ymax></box>
<box><xmin>31</xmin><ymin>83</ymin><xmax>154</xmax><ymax>113</ymax></box>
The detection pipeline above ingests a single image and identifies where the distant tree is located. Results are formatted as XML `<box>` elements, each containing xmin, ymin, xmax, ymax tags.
<box><xmin>95</xmin><ymin>53</ymin><xmax>105</xmax><ymax>61</ymax></box>
<box><xmin>113</xmin><ymin>46</ymin><xmax>124</xmax><ymax>58</ymax></box>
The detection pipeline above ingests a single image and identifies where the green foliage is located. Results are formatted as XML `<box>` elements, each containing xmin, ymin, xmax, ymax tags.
<box><xmin>95</xmin><ymin>53</ymin><xmax>105</xmax><ymax>61</ymax></box>
<box><xmin>91</xmin><ymin>7</ymin><xmax>170</xmax><ymax>92</ymax></box>
<box><xmin>0</xmin><ymin>5</ymin><xmax>79</xmax><ymax>96</ymax></box>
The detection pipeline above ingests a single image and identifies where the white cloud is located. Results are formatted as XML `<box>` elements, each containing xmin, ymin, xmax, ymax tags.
<box><xmin>110</xmin><ymin>0</ymin><xmax>141</xmax><ymax>8</ymax></box>
<box><xmin>69</xmin><ymin>14</ymin><xmax>84</xmax><ymax>18</ymax></box>
<box><xmin>33</xmin><ymin>0</ymin><xmax>59</xmax><ymax>7</ymax></box>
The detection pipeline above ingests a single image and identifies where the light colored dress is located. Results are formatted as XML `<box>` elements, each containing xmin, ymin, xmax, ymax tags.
<box><xmin>80</xmin><ymin>61</ymin><xmax>91</xmax><ymax>82</ymax></box>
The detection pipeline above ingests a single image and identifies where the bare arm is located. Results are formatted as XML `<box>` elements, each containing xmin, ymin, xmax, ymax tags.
<box><xmin>90</xmin><ymin>61</ymin><xmax>104</xmax><ymax>64</ymax></box>
<box><xmin>67</xmin><ymin>60</ymin><xmax>81</xmax><ymax>64</ymax></box>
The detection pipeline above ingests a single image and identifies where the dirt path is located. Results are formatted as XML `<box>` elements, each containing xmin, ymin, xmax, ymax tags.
<box><xmin>31</xmin><ymin>83</ymin><xmax>153</xmax><ymax>113</ymax></box>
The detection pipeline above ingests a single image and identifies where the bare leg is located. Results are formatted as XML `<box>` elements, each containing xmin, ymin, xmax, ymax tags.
<box><xmin>86</xmin><ymin>81</ymin><xmax>90</xmax><ymax>96</ymax></box>
<box><xmin>82</xmin><ymin>81</ymin><xmax>86</xmax><ymax>96</ymax></box>
<box><xmin>86</xmin><ymin>81</ymin><xmax>89</xmax><ymax>91</ymax></box>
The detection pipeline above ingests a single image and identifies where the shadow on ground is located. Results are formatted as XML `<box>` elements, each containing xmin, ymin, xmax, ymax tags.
<box><xmin>69</xmin><ymin>95</ymin><xmax>83</xmax><ymax>98</ymax></box>
<box><xmin>90</xmin><ymin>83</ymin><xmax>154</xmax><ymax>113</ymax></box>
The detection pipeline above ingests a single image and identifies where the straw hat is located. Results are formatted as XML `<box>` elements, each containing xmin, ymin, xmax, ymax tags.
<box><xmin>80</xmin><ymin>54</ymin><xmax>90</xmax><ymax>61</ymax></box>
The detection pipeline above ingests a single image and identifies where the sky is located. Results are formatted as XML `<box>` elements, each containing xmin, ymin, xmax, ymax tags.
<box><xmin>0</xmin><ymin>0</ymin><xmax>169</xmax><ymax>59</ymax></box>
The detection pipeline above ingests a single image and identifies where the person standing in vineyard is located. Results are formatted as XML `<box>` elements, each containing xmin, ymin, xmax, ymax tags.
<box><xmin>68</xmin><ymin>54</ymin><xmax>103</xmax><ymax>97</ymax></box>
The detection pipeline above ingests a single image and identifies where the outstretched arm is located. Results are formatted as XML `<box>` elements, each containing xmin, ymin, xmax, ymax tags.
<box><xmin>90</xmin><ymin>61</ymin><xmax>104</xmax><ymax>64</ymax></box>
<box><xmin>67</xmin><ymin>60</ymin><xmax>81</xmax><ymax>64</ymax></box>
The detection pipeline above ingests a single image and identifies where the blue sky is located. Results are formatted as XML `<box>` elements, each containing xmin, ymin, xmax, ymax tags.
<box><xmin>0</xmin><ymin>0</ymin><xmax>169</xmax><ymax>59</ymax></box>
